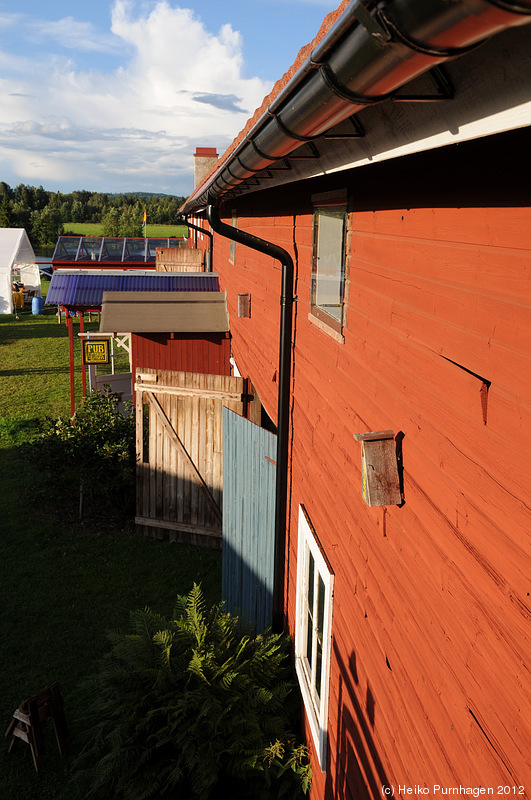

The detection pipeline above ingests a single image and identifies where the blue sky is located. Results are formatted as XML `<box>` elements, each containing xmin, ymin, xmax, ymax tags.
<box><xmin>0</xmin><ymin>0</ymin><xmax>339</xmax><ymax>196</ymax></box>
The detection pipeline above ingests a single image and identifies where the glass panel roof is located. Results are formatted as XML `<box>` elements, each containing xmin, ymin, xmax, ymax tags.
<box><xmin>52</xmin><ymin>236</ymin><xmax>184</xmax><ymax>263</ymax></box>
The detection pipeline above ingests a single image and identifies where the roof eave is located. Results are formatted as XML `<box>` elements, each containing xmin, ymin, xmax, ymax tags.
<box><xmin>181</xmin><ymin>0</ymin><xmax>531</xmax><ymax>216</ymax></box>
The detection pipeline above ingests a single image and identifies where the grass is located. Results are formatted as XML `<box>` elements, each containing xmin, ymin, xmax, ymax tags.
<box><xmin>0</xmin><ymin>303</ymin><xmax>221</xmax><ymax>798</ymax></box>
<box><xmin>63</xmin><ymin>222</ymin><xmax>188</xmax><ymax>238</ymax></box>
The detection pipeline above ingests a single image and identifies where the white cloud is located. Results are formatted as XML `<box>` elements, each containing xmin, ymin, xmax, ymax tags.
<box><xmin>0</xmin><ymin>1</ymin><xmax>272</xmax><ymax>193</ymax></box>
<box><xmin>26</xmin><ymin>16</ymin><xmax>120</xmax><ymax>54</ymax></box>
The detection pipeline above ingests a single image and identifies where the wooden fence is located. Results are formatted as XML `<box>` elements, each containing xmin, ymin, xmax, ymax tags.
<box><xmin>135</xmin><ymin>368</ymin><xmax>244</xmax><ymax>548</ymax></box>
<box><xmin>155</xmin><ymin>247</ymin><xmax>203</xmax><ymax>272</ymax></box>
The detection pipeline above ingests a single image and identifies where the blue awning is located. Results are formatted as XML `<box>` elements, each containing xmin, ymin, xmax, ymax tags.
<box><xmin>46</xmin><ymin>269</ymin><xmax>219</xmax><ymax>308</ymax></box>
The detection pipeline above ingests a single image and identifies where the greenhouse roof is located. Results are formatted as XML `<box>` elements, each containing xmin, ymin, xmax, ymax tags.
<box><xmin>52</xmin><ymin>236</ymin><xmax>185</xmax><ymax>264</ymax></box>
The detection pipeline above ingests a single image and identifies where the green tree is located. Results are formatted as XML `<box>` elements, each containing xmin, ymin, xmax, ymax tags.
<box><xmin>14</xmin><ymin>183</ymin><xmax>32</xmax><ymax>208</ymax></box>
<box><xmin>0</xmin><ymin>182</ymin><xmax>184</xmax><ymax>242</ymax></box>
<box><xmin>101</xmin><ymin>207</ymin><xmax>121</xmax><ymax>237</ymax></box>
<box><xmin>0</xmin><ymin>180</ymin><xmax>12</xmax><ymax>199</ymax></box>
<box><xmin>70</xmin><ymin>198</ymin><xmax>85</xmax><ymax>222</ymax></box>
<box><xmin>0</xmin><ymin>195</ymin><xmax>11</xmax><ymax>227</ymax></box>
<box><xmin>11</xmin><ymin>200</ymin><xmax>32</xmax><ymax>232</ymax></box>
<box><xmin>33</xmin><ymin>184</ymin><xmax>48</xmax><ymax>210</ymax></box>
<box><xmin>60</xmin><ymin>199</ymin><xmax>72</xmax><ymax>222</ymax></box>
<box><xmin>119</xmin><ymin>205</ymin><xmax>142</xmax><ymax>237</ymax></box>
<box><xmin>34</xmin><ymin>387</ymin><xmax>136</xmax><ymax>518</ymax></box>
<box><xmin>30</xmin><ymin>206</ymin><xmax>64</xmax><ymax>246</ymax></box>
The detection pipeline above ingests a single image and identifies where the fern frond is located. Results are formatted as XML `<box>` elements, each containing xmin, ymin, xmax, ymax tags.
<box><xmin>74</xmin><ymin>585</ymin><xmax>310</xmax><ymax>799</ymax></box>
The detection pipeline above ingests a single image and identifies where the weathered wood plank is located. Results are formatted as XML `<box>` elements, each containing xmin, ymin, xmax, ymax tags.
<box><xmin>222</xmin><ymin>407</ymin><xmax>277</xmax><ymax>631</ymax></box>
<box><xmin>135</xmin><ymin>381</ymin><xmax>243</xmax><ymax>402</ymax></box>
<box><xmin>145</xmin><ymin>390</ymin><xmax>221</xmax><ymax>523</ymax></box>
<box><xmin>135</xmin><ymin>516</ymin><xmax>221</xmax><ymax>538</ymax></box>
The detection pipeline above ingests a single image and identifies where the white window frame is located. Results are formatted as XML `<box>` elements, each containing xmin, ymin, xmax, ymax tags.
<box><xmin>295</xmin><ymin>504</ymin><xmax>334</xmax><ymax>772</ymax></box>
<box><xmin>310</xmin><ymin>190</ymin><xmax>348</xmax><ymax>335</ymax></box>
<box><xmin>229</xmin><ymin>209</ymin><xmax>237</xmax><ymax>264</ymax></box>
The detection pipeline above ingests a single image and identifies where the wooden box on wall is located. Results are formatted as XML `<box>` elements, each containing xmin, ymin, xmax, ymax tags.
<box><xmin>353</xmin><ymin>430</ymin><xmax>401</xmax><ymax>507</ymax></box>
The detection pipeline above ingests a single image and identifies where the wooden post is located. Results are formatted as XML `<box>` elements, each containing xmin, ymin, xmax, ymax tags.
<box><xmin>80</xmin><ymin>313</ymin><xmax>87</xmax><ymax>399</ymax></box>
<box><xmin>67</xmin><ymin>313</ymin><xmax>75</xmax><ymax>417</ymax></box>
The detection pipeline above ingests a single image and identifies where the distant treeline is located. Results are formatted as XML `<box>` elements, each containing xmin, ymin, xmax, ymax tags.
<box><xmin>0</xmin><ymin>181</ymin><xmax>187</xmax><ymax>247</ymax></box>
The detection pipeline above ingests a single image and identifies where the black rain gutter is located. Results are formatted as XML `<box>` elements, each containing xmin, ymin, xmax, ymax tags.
<box><xmin>175</xmin><ymin>215</ymin><xmax>213</xmax><ymax>271</ymax></box>
<box><xmin>181</xmin><ymin>0</ymin><xmax>531</xmax><ymax>215</ymax></box>
<box><xmin>206</xmin><ymin>202</ymin><xmax>293</xmax><ymax>634</ymax></box>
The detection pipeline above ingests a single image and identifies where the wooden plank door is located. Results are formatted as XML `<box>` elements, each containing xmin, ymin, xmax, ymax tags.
<box><xmin>135</xmin><ymin>368</ymin><xmax>244</xmax><ymax>548</ymax></box>
<box><xmin>222</xmin><ymin>406</ymin><xmax>277</xmax><ymax>631</ymax></box>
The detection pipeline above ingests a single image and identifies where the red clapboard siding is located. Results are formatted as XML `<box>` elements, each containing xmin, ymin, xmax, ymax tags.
<box><xmin>214</xmin><ymin>187</ymin><xmax>531</xmax><ymax>798</ymax></box>
<box><xmin>131</xmin><ymin>333</ymin><xmax>231</xmax><ymax>375</ymax></box>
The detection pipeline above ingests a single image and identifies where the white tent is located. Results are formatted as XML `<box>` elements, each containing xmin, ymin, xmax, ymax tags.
<box><xmin>0</xmin><ymin>228</ymin><xmax>42</xmax><ymax>314</ymax></box>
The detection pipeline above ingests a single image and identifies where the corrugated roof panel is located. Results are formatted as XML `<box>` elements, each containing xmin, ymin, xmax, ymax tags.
<box><xmin>45</xmin><ymin>271</ymin><xmax>219</xmax><ymax>307</ymax></box>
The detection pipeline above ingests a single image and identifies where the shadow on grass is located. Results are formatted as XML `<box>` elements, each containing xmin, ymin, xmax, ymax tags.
<box><xmin>0</xmin><ymin>431</ymin><xmax>222</xmax><ymax>800</ymax></box>
<box><xmin>1</xmin><ymin>366</ymin><xmax>71</xmax><ymax>377</ymax></box>
<box><xmin>0</xmin><ymin>312</ymin><xmax>96</xmax><ymax>342</ymax></box>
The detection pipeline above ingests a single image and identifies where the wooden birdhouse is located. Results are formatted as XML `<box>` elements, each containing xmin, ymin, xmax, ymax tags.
<box><xmin>353</xmin><ymin>430</ymin><xmax>402</xmax><ymax>507</ymax></box>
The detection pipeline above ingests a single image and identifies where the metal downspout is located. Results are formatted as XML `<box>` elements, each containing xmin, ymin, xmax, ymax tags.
<box><xmin>176</xmin><ymin>215</ymin><xmax>213</xmax><ymax>271</ymax></box>
<box><xmin>206</xmin><ymin>203</ymin><xmax>293</xmax><ymax>634</ymax></box>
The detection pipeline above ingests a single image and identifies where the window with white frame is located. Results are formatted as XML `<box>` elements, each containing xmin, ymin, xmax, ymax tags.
<box><xmin>229</xmin><ymin>210</ymin><xmax>237</xmax><ymax>264</ymax></box>
<box><xmin>310</xmin><ymin>191</ymin><xmax>348</xmax><ymax>334</ymax></box>
<box><xmin>295</xmin><ymin>505</ymin><xmax>334</xmax><ymax>772</ymax></box>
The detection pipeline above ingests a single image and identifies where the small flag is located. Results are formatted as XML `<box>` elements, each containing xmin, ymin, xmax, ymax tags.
<box><xmin>142</xmin><ymin>209</ymin><xmax>147</xmax><ymax>236</ymax></box>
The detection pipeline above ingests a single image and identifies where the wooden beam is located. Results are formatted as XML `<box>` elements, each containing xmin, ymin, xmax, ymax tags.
<box><xmin>136</xmin><ymin>382</ymin><xmax>243</xmax><ymax>403</ymax></box>
<box><xmin>135</xmin><ymin>516</ymin><xmax>222</xmax><ymax>539</ymax></box>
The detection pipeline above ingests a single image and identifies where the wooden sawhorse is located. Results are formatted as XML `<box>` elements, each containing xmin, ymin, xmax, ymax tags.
<box><xmin>5</xmin><ymin>682</ymin><xmax>68</xmax><ymax>772</ymax></box>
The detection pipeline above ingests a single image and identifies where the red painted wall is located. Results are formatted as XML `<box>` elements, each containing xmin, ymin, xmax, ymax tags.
<box><xmin>213</xmin><ymin>130</ymin><xmax>531</xmax><ymax>798</ymax></box>
<box><xmin>131</xmin><ymin>332</ymin><xmax>231</xmax><ymax>376</ymax></box>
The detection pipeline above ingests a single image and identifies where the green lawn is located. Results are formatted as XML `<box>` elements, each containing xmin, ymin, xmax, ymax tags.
<box><xmin>63</xmin><ymin>222</ymin><xmax>188</xmax><ymax>238</ymax></box>
<box><xmin>0</xmin><ymin>306</ymin><xmax>221</xmax><ymax>798</ymax></box>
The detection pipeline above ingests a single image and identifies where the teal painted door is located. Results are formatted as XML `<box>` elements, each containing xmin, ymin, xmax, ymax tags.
<box><xmin>222</xmin><ymin>407</ymin><xmax>277</xmax><ymax>632</ymax></box>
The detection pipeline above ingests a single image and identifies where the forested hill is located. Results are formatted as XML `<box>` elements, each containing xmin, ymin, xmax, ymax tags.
<box><xmin>0</xmin><ymin>182</ymin><xmax>187</xmax><ymax>247</ymax></box>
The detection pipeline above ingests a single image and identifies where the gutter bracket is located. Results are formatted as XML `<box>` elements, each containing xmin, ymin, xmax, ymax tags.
<box><xmin>320</xmin><ymin>62</ymin><xmax>395</xmax><ymax>106</ymax></box>
<box><xmin>393</xmin><ymin>66</ymin><xmax>454</xmax><ymax>103</ymax></box>
<box><xmin>324</xmin><ymin>115</ymin><xmax>366</xmax><ymax>139</ymax></box>
<box><xmin>289</xmin><ymin>142</ymin><xmax>320</xmax><ymax>159</ymax></box>
<box><xmin>353</xmin><ymin>0</ymin><xmax>391</xmax><ymax>45</ymax></box>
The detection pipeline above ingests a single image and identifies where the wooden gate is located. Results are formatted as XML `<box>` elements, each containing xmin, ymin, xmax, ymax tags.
<box><xmin>222</xmin><ymin>407</ymin><xmax>277</xmax><ymax>631</ymax></box>
<box><xmin>135</xmin><ymin>369</ymin><xmax>244</xmax><ymax>548</ymax></box>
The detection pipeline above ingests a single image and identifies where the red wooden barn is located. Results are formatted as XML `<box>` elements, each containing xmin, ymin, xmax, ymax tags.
<box><xmin>181</xmin><ymin>1</ymin><xmax>531</xmax><ymax>798</ymax></box>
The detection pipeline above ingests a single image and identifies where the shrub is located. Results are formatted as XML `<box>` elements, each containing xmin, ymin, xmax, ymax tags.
<box><xmin>34</xmin><ymin>386</ymin><xmax>136</xmax><ymax>518</ymax></box>
<box><xmin>75</xmin><ymin>584</ymin><xmax>311</xmax><ymax>799</ymax></box>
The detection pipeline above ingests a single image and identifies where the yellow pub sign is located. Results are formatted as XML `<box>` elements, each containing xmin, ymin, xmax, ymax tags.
<box><xmin>82</xmin><ymin>339</ymin><xmax>110</xmax><ymax>365</ymax></box>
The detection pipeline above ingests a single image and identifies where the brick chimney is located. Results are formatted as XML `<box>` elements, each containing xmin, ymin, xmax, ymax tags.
<box><xmin>194</xmin><ymin>147</ymin><xmax>218</xmax><ymax>190</ymax></box>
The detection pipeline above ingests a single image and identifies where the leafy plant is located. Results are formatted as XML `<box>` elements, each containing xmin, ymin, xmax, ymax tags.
<box><xmin>75</xmin><ymin>584</ymin><xmax>311</xmax><ymax>799</ymax></box>
<box><xmin>33</xmin><ymin>386</ymin><xmax>136</xmax><ymax>518</ymax></box>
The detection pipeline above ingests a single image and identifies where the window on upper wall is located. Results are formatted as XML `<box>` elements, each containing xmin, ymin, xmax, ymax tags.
<box><xmin>295</xmin><ymin>505</ymin><xmax>335</xmax><ymax>772</ymax></box>
<box><xmin>229</xmin><ymin>210</ymin><xmax>237</xmax><ymax>264</ymax></box>
<box><xmin>310</xmin><ymin>191</ymin><xmax>348</xmax><ymax>334</ymax></box>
